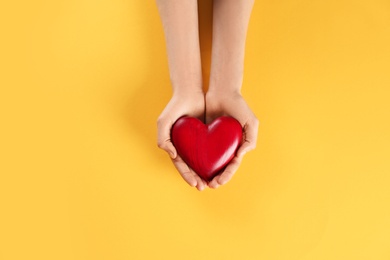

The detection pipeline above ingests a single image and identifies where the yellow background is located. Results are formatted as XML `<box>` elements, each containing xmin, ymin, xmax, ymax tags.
<box><xmin>1</xmin><ymin>0</ymin><xmax>390</xmax><ymax>259</ymax></box>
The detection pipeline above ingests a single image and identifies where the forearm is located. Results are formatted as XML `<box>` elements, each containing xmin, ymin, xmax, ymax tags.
<box><xmin>209</xmin><ymin>0</ymin><xmax>255</xmax><ymax>95</ymax></box>
<box><xmin>156</xmin><ymin>0</ymin><xmax>203</xmax><ymax>95</ymax></box>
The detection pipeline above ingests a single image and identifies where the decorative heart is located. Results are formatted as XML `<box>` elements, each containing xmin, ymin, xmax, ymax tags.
<box><xmin>171</xmin><ymin>116</ymin><xmax>243</xmax><ymax>182</ymax></box>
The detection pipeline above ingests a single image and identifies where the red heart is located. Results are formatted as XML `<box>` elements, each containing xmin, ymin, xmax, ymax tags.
<box><xmin>171</xmin><ymin>116</ymin><xmax>243</xmax><ymax>182</ymax></box>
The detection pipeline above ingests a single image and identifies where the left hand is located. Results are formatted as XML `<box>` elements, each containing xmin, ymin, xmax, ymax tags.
<box><xmin>157</xmin><ymin>91</ymin><xmax>208</xmax><ymax>191</ymax></box>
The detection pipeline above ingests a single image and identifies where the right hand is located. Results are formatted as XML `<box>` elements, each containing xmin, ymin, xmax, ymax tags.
<box><xmin>157</xmin><ymin>91</ymin><xmax>207</xmax><ymax>191</ymax></box>
<box><xmin>205</xmin><ymin>90</ymin><xmax>259</xmax><ymax>189</ymax></box>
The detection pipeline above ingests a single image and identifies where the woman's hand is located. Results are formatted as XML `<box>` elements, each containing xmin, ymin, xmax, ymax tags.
<box><xmin>157</xmin><ymin>91</ymin><xmax>207</xmax><ymax>191</ymax></box>
<box><xmin>205</xmin><ymin>91</ymin><xmax>259</xmax><ymax>189</ymax></box>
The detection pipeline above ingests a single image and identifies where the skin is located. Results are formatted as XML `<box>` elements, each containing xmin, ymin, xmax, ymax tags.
<box><xmin>156</xmin><ymin>0</ymin><xmax>259</xmax><ymax>190</ymax></box>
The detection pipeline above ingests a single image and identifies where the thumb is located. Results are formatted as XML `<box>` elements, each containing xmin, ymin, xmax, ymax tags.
<box><xmin>236</xmin><ymin>141</ymin><xmax>254</xmax><ymax>158</ymax></box>
<box><xmin>237</xmin><ymin>120</ymin><xmax>259</xmax><ymax>157</ymax></box>
<box><xmin>160</xmin><ymin>141</ymin><xmax>177</xmax><ymax>159</ymax></box>
<box><xmin>157</xmin><ymin>118</ymin><xmax>177</xmax><ymax>159</ymax></box>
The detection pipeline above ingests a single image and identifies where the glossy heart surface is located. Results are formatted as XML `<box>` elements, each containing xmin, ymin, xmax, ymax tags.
<box><xmin>171</xmin><ymin>116</ymin><xmax>242</xmax><ymax>181</ymax></box>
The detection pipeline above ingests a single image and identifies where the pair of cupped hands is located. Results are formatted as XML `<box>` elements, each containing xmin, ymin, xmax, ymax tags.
<box><xmin>157</xmin><ymin>90</ymin><xmax>259</xmax><ymax>191</ymax></box>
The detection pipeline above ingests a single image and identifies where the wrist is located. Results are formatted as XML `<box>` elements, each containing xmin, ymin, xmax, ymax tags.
<box><xmin>170</xmin><ymin>71</ymin><xmax>203</xmax><ymax>96</ymax></box>
<box><xmin>172</xmin><ymin>88</ymin><xmax>204</xmax><ymax>98</ymax></box>
<box><xmin>206</xmin><ymin>88</ymin><xmax>241</xmax><ymax>102</ymax></box>
<box><xmin>171</xmin><ymin>80</ymin><xmax>203</xmax><ymax>97</ymax></box>
<box><xmin>208</xmin><ymin>68</ymin><xmax>244</xmax><ymax>94</ymax></box>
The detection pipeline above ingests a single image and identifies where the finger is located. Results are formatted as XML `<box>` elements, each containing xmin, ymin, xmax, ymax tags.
<box><xmin>193</xmin><ymin>174</ymin><xmax>207</xmax><ymax>191</ymax></box>
<box><xmin>200</xmin><ymin>179</ymin><xmax>208</xmax><ymax>190</ymax></box>
<box><xmin>171</xmin><ymin>156</ymin><xmax>197</xmax><ymax>187</ymax></box>
<box><xmin>157</xmin><ymin>118</ymin><xmax>177</xmax><ymax>159</ymax></box>
<box><xmin>208</xmin><ymin>176</ymin><xmax>221</xmax><ymax>189</ymax></box>
<box><xmin>162</xmin><ymin>141</ymin><xmax>177</xmax><ymax>159</ymax></box>
<box><xmin>237</xmin><ymin>119</ymin><xmax>259</xmax><ymax>157</ymax></box>
<box><xmin>216</xmin><ymin>156</ymin><xmax>242</xmax><ymax>186</ymax></box>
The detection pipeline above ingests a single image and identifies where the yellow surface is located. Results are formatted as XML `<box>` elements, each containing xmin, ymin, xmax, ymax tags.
<box><xmin>1</xmin><ymin>0</ymin><xmax>390</xmax><ymax>259</ymax></box>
